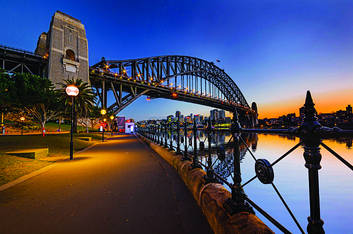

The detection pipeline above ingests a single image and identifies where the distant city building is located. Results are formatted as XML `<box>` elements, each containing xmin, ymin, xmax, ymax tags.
<box><xmin>259</xmin><ymin>104</ymin><xmax>353</xmax><ymax>130</ymax></box>
<box><xmin>210</xmin><ymin>109</ymin><xmax>219</xmax><ymax>121</ymax></box>
<box><xmin>167</xmin><ymin>115</ymin><xmax>174</xmax><ymax>122</ymax></box>
<box><xmin>347</xmin><ymin>105</ymin><xmax>352</xmax><ymax>115</ymax></box>
<box><xmin>218</xmin><ymin>110</ymin><xmax>225</xmax><ymax>120</ymax></box>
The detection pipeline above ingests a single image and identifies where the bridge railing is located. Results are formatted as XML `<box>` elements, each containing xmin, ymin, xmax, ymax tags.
<box><xmin>0</xmin><ymin>44</ymin><xmax>40</xmax><ymax>57</ymax></box>
<box><xmin>136</xmin><ymin>91</ymin><xmax>352</xmax><ymax>234</ymax></box>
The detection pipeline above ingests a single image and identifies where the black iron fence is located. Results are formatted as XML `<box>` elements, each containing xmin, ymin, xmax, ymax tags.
<box><xmin>137</xmin><ymin>91</ymin><xmax>352</xmax><ymax>234</ymax></box>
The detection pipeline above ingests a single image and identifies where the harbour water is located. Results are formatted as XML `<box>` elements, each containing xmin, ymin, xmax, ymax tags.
<box><xmin>168</xmin><ymin>131</ymin><xmax>352</xmax><ymax>233</ymax></box>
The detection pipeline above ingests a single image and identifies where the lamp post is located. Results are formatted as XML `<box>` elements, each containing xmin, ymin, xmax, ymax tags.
<box><xmin>110</xmin><ymin>115</ymin><xmax>114</xmax><ymax>135</ymax></box>
<box><xmin>20</xmin><ymin>116</ymin><xmax>25</xmax><ymax>135</ymax></box>
<box><xmin>101</xmin><ymin>109</ymin><xmax>107</xmax><ymax>142</ymax></box>
<box><xmin>65</xmin><ymin>85</ymin><xmax>79</xmax><ymax>160</ymax></box>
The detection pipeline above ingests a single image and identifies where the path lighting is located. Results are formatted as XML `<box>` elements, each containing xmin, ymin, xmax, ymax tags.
<box><xmin>20</xmin><ymin>116</ymin><xmax>25</xmax><ymax>135</ymax></box>
<box><xmin>101</xmin><ymin>109</ymin><xmax>106</xmax><ymax>142</ymax></box>
<box><xmin>110</xmin><ymin>115</ymin><xmax>114</xmax><ymax>135</ymax></box>
<box><xmin>65</xmin><ymin>85</ymin><xmax>79</xmax><ymax>160</ymax></box>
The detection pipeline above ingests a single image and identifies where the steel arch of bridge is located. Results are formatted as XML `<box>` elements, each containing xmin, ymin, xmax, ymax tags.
<box><xmin>89</xmin><ymin>55</ymin><xmax>254</xmax><ymax>117</ymax></box>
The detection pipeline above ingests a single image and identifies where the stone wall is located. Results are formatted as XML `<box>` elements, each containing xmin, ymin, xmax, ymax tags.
<box><xmin>35</xmin><ymin>11</ymin><xmax>89</xmax><ymax>88</ymax></box>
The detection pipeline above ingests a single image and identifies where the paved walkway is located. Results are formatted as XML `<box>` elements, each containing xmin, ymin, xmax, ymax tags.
<box><xmin>0</xmin><ymin>134</ymin><xmax>212</xmax><ymax>234</ymax></box>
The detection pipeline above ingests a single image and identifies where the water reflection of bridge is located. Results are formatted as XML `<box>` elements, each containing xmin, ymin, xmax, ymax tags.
<box><xmin>138</xmin><ymin>91</ymin><xmax>353</xmax><ymax>234</ymax></box>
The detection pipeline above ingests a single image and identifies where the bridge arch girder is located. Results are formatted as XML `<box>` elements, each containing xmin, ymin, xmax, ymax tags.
<box><xmin>90</xmin><ymin>55</ymin><xmax>255</xmax><ymax>121</ymax></box>
<box><xmin>91</xmin><ymin>55</ymin><xmax>249</xmax><ymax>108</ymax></box>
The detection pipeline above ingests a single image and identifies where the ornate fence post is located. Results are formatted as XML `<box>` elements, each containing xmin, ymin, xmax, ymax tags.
<box><xmin>191</xmin><ymin>118</ymin><xmax>201</xmax><ymax>169</ymax></box>
<box><xmin>176</xmin><ymin>115</ymin><xmax>181</xmax><ymax>154</ymax></box>
<box><xmin>169</xmin><ymin>123</ymin><xmax>173</xmax><ymax>150</ymax></box>
<box><xmin>301</xmin><ymin>91</ymin><xmax>325</xmax><ymax>234</ymax></box>
<box><xmin>224</xmin><ymin>110</ymin><xmax>253</xmax><ymax>214</ymax></box>
<box><xmin>182</xmin><ymin>120</ymin><xmax>190</xmax><ymax>161</ymax></box>
<box><xmin>205</xmin><ymin>118</ymin><xmax>216</xmax><ymax>183</ymax></box>
<box><xmin>164</xmin><ymin>123</ymin><xmax>168</xmax><ymax>148</ymax></box>
<box><xmin>156</xmin><ymin>125</ymin><xmax>159</xmax><ymax>143</ymax></box>
<box><xmin>159</xmin><ymin>124</ymin><xmax>162</xmax><ymax>146</ymax></box>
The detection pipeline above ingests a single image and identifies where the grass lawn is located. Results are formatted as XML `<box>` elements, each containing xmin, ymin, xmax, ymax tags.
<box><xmin>0</xmin><ymin>133</ymin><xmax>100</xmax><ymax>186</ymax></box>
<box><xmin>45</xmin><ymin>122</ymin><xmax>95</xmax><ymax>132</ymax></box>
<box><xmin>0</xmin><ymin>155</ymin><xmax>51</xmax><ymax>186</ymax></box>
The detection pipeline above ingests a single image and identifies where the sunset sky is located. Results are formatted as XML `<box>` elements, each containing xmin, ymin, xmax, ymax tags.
<box><xmin>1</xmin><ymin>0</ymin><xmax>352</xmax><ymax>120</ymax></box>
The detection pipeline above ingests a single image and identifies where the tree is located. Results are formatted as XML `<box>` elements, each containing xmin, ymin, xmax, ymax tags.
<box><xmin>58</xmin><ymin>79</ymin><xmax>96</xmax><ymax>133</ymax></box>
<box><xmin>0</xmin><ymin>70</ymin><xmax>16</xmax><ymax>130</ymax></box>
<box><xmin>13</xmin><ymin>73</ymin><xmax>60</xmax><ymax>134</ymax></box>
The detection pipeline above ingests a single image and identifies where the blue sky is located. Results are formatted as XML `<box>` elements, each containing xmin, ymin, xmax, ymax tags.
<box><xmin>1</xmin><ymin>0</ymin><xmax>353</xmax><ymax>119</ymax></box>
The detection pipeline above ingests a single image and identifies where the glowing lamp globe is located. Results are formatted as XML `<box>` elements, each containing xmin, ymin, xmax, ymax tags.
<box><xmin>65</xmin><ymin>85</ymin><xmax>79</xmax><ymax>97</ymax></box>
<box><xmin>101</xmin><ymin>109</ymin><xmax>107</xmax><ymax>115</ymax></box>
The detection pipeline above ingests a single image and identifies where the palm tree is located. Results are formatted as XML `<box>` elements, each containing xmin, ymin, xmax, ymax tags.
<box><xmin>58</xmin><ymin>79</ymin><xmax>96</xmax><ymax>133</ymax></box>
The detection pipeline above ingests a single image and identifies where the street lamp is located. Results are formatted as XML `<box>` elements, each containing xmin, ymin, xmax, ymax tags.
<box><xmin>110</xmin><ymin>115</ymin><xmax>114</xmax><ymax>135</ymax></box>
<box><xmin>20</xmin><ymin>116</ymin><xmax>25</xmax><ymax>135</ymax></box>
<box><xmin>101</xmin><ymin>109</ymin><xmax>106</xmax><ymax>142</ymax></box>
<box><xmin>66</xmin><ymin>85</ymin><xmax>79</xmax><ymax>160</ymax></box>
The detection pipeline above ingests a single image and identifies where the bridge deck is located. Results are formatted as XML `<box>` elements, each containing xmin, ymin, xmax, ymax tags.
<box><xmin>0</xmin><ymin>135</ymin><xmax>212</xmax><ymax>234</ymax></box>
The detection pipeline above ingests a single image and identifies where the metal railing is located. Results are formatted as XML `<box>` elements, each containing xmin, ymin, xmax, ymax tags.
<box><xmin>0</xmin><ymin>44</ymin><xmax>41</xmax><ymax>57</ymax></box>
<box><xmin>137</xmin><ymin>91</ymin><xmax>352</xmax><ymax>234</ymax></box>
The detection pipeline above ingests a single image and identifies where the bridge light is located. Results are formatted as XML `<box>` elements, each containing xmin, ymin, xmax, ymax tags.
<box><xmin>137</xmin><ymin>73</ymin><xmax>141</xmax><ymax>77</ymax></box>
<box><xmin>114</xmin><ymin>73</ymin><xmax>118</xmax><ymax>77</ymax></box>
<box><xmin>150</xmin><ymin>77</ymin><xmax>153</xmax><ymax>81</ymax></box>
<box><xmin>123</xmin><ymin>69</ymin><xmax>126</xmax><ymax>73</ymax></box>
<box><xmin>171</xmin><ymin>92</ymin><xmax>178</xmax><ymax>98</ymax></box>
<box><xmin>105</xmin><ymin>65</ymin><xmax>109</xmax><ymax>69</ymax></box>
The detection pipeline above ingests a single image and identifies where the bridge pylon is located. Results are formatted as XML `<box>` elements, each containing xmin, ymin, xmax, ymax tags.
<box><xmin>35</xmin><ymin>11</ymin><xmax>90</xmax><ymax>88</ymax></box>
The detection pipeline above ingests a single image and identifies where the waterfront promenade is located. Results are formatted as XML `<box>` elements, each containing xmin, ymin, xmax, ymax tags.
<box><xmin>0</xmin><ymin>134</ymin><xmax>212</xmax><ymax>234</ymax></box>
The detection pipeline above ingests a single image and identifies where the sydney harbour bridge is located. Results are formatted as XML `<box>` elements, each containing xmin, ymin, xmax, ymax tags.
<box><xmin>0</xmin><ymin>11</ymin><xmax>257</xmax><ymax>126</ymax></box>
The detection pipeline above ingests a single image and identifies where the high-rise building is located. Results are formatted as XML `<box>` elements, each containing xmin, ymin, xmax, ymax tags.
<box><xmin>210</xmin><ymin>109</ymin><xmax>219</xmax><ymax>121</ymax></box>
<box><xmin>346</xmin><ymin>105</ymin><xmax>352</xmax><ymax>116</ymax></box>
<box><xmin>218</xmin><ymin>110</ymin><xmax>225</xmax><ymax>120</ymax></box>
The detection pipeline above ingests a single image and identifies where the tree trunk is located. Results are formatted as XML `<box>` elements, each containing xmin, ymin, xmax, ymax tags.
<box><xmin>58</xmin><ymin>117</ymin><xmax>62</xmax><ymax>131</ymax></box>
<box><xmin>41</xmin><ymin>122</ymin><xmax>46</xmax><ymax>136</ymax></box>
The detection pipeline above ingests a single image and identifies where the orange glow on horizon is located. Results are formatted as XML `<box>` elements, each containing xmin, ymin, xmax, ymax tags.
<box><xmin>258</xmin><ymin>88</ymin><xmax>353</xmax><ymax>119</ymax></box>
